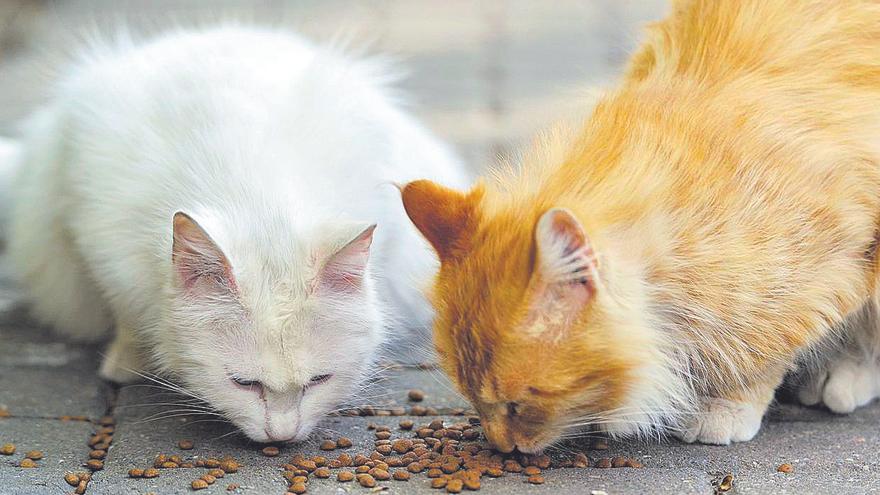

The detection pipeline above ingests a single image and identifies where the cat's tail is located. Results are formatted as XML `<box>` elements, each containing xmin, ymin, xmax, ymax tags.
<box><xmin>0</xmin><ymin>136</ymin><xmax>21</xmax><ymax>243</ymax></box>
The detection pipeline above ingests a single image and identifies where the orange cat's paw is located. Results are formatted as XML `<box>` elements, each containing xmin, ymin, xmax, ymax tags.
<box><xmin>675</xmin><ymin>398</ymin><xmax>764</xmax><ymax>445</ymax></box>
<box><xmin>798</xmin><ymin>358</ymin><xmax>880</xmax><ymax>414</ymax></box>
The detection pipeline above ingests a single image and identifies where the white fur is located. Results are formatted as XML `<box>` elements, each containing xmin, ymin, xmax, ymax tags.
<box><xmin>6</xmin><ymin>26</ymin><xmax>468</xmax><ymax>442</ymax></box>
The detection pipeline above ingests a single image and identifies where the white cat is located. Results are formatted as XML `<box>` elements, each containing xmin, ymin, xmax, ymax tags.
<box><xmin>3</xmin><ymin>26</ymin><xmax>468</xmax><ymax>443</ymax></box>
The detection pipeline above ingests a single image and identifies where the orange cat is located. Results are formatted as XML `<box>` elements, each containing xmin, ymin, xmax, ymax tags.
<box><xmin>401</xmin><ymin>0</ymin><xmax>880</xmax><ymax>452</ymax></box>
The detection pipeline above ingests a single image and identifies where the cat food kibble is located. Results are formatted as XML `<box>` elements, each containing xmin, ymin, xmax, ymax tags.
<box><xmin>527</xmin><ymin>475</ymin><xmax>545</xmax><ymax>484</ymax></box>
<box><xmin>446</xmin><ymin>479</ymin><xmax>464</xmax><ymax>493</ymax></box>
<box><xmin>75</xmin><ymin>480</ymin><xmax>88</xmax><ymax>495</ymax></box>
<box><xmin>262</xmin><ymin>446</ymin><xmax>280</xmax><ymax>457</ymax></box>
<box><xmin>191</xmin><ymin>479</ymin><xmax>209</xmax><ymax>490</ymax></box>
<box><xmin>319</xmin><ymin>440</ymin><xmax>336</xmax><ymax>451</ymax></box>
<box><xmin>226</xmin><ymin>483</ymin><xmax>239</xmax><ymax>491</ymax></box>
<box><xmin>596</xmin><ymin>458</ymin><xmax>612</xmax><ymax>468</ymax></box>
<box><xmin>393</xmin><ymin>470</ymin><xmax>410</xmax><ymax>481</ymax></box>
<box><xmin>86</xmin><ymin>459</ymin><xmax>103</xmax><ymax>471</ymax></box>
<box><xmin>19</xmin><ymin>459</ymin><xmax>37</xmax><ymax>468</ymax></box>
<box><xmin>0</xmin><ymin>443</ymin><xmax>15</xmax><ymax>455</ymax></box>
<box><xmin>65</xmin><ymin>473</ymin><xmax>81</xmax><ymax>486</ymax></box>
<box><xmin>407</xmin><ymin>389</ymin><xmax>425</xmax><ymax>402</ymax></box>
<box><xmin>336</xmin><ymin>437</ymin><xmax>353</xmax><ymax>449</ymax></box>
<box><xmin>313</xmin><ymin>467</ymin><xmax>331</xmax><ymax>478</ymax></box>
<box><xmin>611</xmin><ymin>456</ymin><xmax>627</xmax><ymax>468</ymax></box>
<box><xmin>219</xmin><ymin>459</ymin><xmax>239</xmax><ymax>473</ymax></box>
<box><xmin>337</xmin><ymin>470</ymin><xmax>354</xmax><ymax>482</ymax></box>
<box><xmin>357</xmin><ymin>473</ymin><xmax>377</xmax><ymax>488</ymax></box>
<box><xmin>289</xmin><ymin>482</ymin><xmax>307</xmax><ymax>494</ymax></box>
<box><xmin>89</xmin><ymin>449</ymin><xmax>105</xmax><ymax>460</ymax></box>
<box><xmin>777</xmin><ymin>463</ymin><xmax>794</xmax><ymax>473</ymax></box>
<box><xmin>208</xmin><ymin>468</ymin><xmax>224</xmax><ymax>478</ymax></box>
<box><xmin>143</xmin><ymin>468</ymin><xmax>159</xmax><ymax>478</ymax></box>
<box><xmin>25</xmin><ymin>450</ymin><xmax>43</xmax><ymax>460</ymax></box>
<box><xmin>178</xmin><ymin>439</ymin><xmax>194</xmax><ymax>450</ymax></box>
<box><xmin>128</xmin><ymin>468</ymin><xmax>144</xmax><ymax>478</ymax></box>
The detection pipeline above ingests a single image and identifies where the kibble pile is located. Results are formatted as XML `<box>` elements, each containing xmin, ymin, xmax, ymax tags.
<box><xmin>273</xmin><ymin>417</ymin><xmax>642</xmax><ymax>494</ymax></box>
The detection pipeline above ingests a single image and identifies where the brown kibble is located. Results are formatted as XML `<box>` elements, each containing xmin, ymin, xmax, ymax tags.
<box><xmin>75</xmin><ymin>480</ymin><xmax>88</xmax><ymax>495</ymax></box>
<box><xmin>392</xmin><ymin>439</ymin><xmax>413</xmax><ymax>454</ymax></box>
<box><xmin>427</xmin><ymin>468</ymin><xmax>444</xmax><ymax>478</ymax></box>
<box><xmin>86</xmin><ymin>459</ymin><xmax>104</xmax><ymax>471</ymax></box>
<box><xmin>446</xmin><ymin>479</ymin><xmax>464</xmax><ymax>493</ymax></box>
<box><xmin>523</xmin><ymin>466</ymin><xmax>541</xmax><ymax>476</ymax></box>
<box><xmin>226</xmin><ymin>484</ymin><xmax>240</xmax><ymax>491</ymax></box>
<box><xmin>312</xmin><ymin>455</ymin><xmax>328</xmax><ymax>467</ymax></box>
<box><xmin>393</xmin><ymin>470</ymin><xmax>410</xmax><ymax>481</ymax></box>
<box><xmin>297</xmin><ymin>459</ymin><xmax>317</xmax><ymax>472</ymax></box>
<box><xmin>0</xmin><ymin>443</ymin><xmax>15</xmax><ymax>455</ymax></box>
<box><xmin>357</xmin><ymin>473</ymin><xmax>377</xmax><ymax>488</ymax></box>
<box><xmin>178</xmin><ymin>439</ymin><xmax>194</xmax><ymax>450</ymax></box>
<box><xmin>370</xmin><ymin>468</ymin><xmax>391</xmax><ymax>481</ymax></box>
<box><xmin>777</xmin><ymin>463</ymin><xmax>794</xmax><ymax>474</ymax></box>
<box><xmin>319</xmin><ymin>440</ymin><xmax>336</xmax><ymax>451</ymax></box>
<box><xmin>289</xmin><ymin>481</ymin><xmax>307</xmax><ymax>494</ymax></box>
<box><xmin>65</xmin><ymin>473</ymin><xmax>81</xmax><ymax>486</ymax></box>
<box><xmin>718</xmin><ymin>474</ymin><xmax>734</xmax><ymax>492</ymax></box>
<box><xmin>611</xmin><ymin>456</ymin><xmax>627</xmax><ymax>468</ymax></box>
<box><xmin>485</xmin><ymin>467</ymin><xmax>503</xmax><ymax>478</ymax></box>
<box><xmin>625</xmin><ymin>458</ymin><xmax>643</xmax><ymax>468</ymax></box>
<box><xmin>128</xmin><ymin>468</ymin><xmax>144</xmax><ymax>478</ymax></box>
<box><xmin>336</xmin><ymin>437</ymin><xmax>353</xmax><ymax>449</ymax></box>
<box><xmin>201</xmin><ymin>474</ymin><xmax>217</xmax><ymax>485</ymax></box>
<box><xmin>89</xmin><ymin>450</ymin><xmax>105</xmax><ymax>460</ymax></box>
<box><xmin>98</xmin><ymin>416</ymin><xmax>114</xmax><ymax>426</ymax></box>
<box><xmin>596</xmin><ymin>458</ymin><xmax>612</xmax><ymax>469</ymax></box>
<box><xmin>337</xmin><ymin>470</ymin><xmax>355</xmax><ymax>482</ymax></box>
<box><xmin>19</xmin><ymin>458</ymin><xmax>37</xmax><ymax>468</ymax></box>
<box><xmin>192</xmin><ymin>479</ymin><xmax>209</xmax><ymax>490</ymax></box>
<box><xmin>220</xmin><ymin>459</ymin><xmax>240</xmax><ymax>473</ymax></box>
<box><xmin>262</xmin><ymin>446</ymin><xmax>280</xmax><ymax>457</ymax></box>
<box><xmin>428</xmin><ymin>419</ymin><xmax>445</xmax><ymax>430</ymax></box>
<box><xmin>408</xmin><ymin>389</ymin><xmax>425</xmax><ymax>402</ymax></box>
<box><xmin>502</xmin><ymin>460</ymin><xmax>522</xmax><ymax>473</ymax></box>
<box><xmin>390</xmin><ymin>407</ymin><xmax>407</xmax><ymax>416</ymax></box>
<box><xmin>161</xmin><ymin>461</ymin><xmax>179</xmax><ymax>469</ymax></box>
<box><xmin>204</xmin><ymin>458</ymin><xmax>220</xmax><ymax>468</ymax></box>
<box><xmin>313</xmin><ymin>467</ymin><xmax>331</xmax><ymax>478</ymax></box>
<box><xmin>25</xmin><ymin>450</ymin><xmax>43</xmax><ymax>460</ymax></box>
<box><xmin>527</xmin><ymin>475</ymin><xmax>545</xmax><ymax>484</ymax></box>
<box><xmin>209</xmin><ymin>468</ymin><xmax>225</xmax><ymax>478</ymax></box>
<box><xmin>573</xmin><ymin>453</ymin><xmax>590</xmax><ymax>468</ymax></box>
<box><xmin>407</xmin><ymin>462</ymin><xmax>424</xmax><ymax>473</ymax></box>
<box><xmin>431</xmin><ymin>478</ymin><xmax>447</xmax><ymax>489</ymax></box>
<box><xmin>463</xmin><ymin>477</ymin><xmax>481</xmax><ymax>490</ymax></box>
<box><xmin>143</xmin><ymin>468</ymin><xmax>159</xmax><ymax>478</ymax></box>
<box><xmin>411</xmin><ymin>405</ymin><xmax>428</xmax><ymax>416</ymax></box>
<box><xmin>398</xmin><ymin>420</ymin><xmax>414</xmax><ymax>431</ymax></box>
<box><xmin>355</xmin><ymin>465</ymin><xmax>370</xmax><ymax>474</ymax></box>
<box><xmin>375</xmin><ymin>431</ymin><xmax>392</xmax><ymax>440</ymax></box>
<box><xmin>377</xmin><ymin>445</ymin><xmax>393</xmax><ymax>455</ymax></box>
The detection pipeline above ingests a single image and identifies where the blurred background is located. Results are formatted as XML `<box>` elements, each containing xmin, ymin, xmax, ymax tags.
<box><xmin>0</xmin><ymin>0</ymin><xmax>668</xmax><ymax>174</ymax></box>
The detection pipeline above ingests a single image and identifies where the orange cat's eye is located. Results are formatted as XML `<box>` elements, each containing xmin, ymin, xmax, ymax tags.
<box><xmin>506</xmin><ymin>402</ymin><xmax>521</xmax><ymax>417</ymax></box>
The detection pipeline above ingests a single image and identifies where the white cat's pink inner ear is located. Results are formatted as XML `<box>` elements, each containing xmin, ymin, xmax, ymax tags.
<box><xmin>318</xmin><ymin>224</ymin><xmax>376</xmax><ymax>293</ymax></box>
<box><xmin>171</xmin><ymin>212</ymin><xmax>237</xmax><ymax>293</ymax></box>
<box><xmin>535</xmin><ymin>207</ymin><xmax>598</xmax><ymax>294</ymax></box>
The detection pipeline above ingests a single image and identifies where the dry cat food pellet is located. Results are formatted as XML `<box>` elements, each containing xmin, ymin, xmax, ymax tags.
<box><xmin>226</xmin><ymin>483</ymin><xmax>239</xmax><ymax>491</ymax></box>
<box><xmin>24</xmin><ymin>450</ymin><xmax>43</xmax><ymax>460</ymax></box>
<box><xmin>410</xmin><ymin>405</ymin><xmax>428</xmax><ymax>416</ymax></box>
<box><xmin>446</xmin><ymin>479</ymin><xmax>464</xmax><ymax>493</ymax></box>
<box><xmin>407</xmin><ymin>389</ymin><xmax>425</xmax><ymax>402</ymax></box>
<box><xmin>523</xmin><ymin>466</ymin><xmax>541</xmax><ymax>476</ymax></box>
<box><xmin>314</xmin><ymin>467</ymin><xmax>331</xmax><ymax>478</ymax></box>
<box><xmin>75</xmin><ymin>480</ymin><xmax>88</xmax><ymax>495</ymax></box>
<box><xmin>337</xmin><ymin>470</ymin><xmax>355</xmax><ymax>482</ymax></box>
<box><xmin>431</xmin><ymin>478</ymin><xmax>447</xmax><ymax>489</ymax></box>
<box><xmin>596</xmin><ymin>458</ymin><xmax>612</xmax><ymax>468</ymax></box>
<box><xmin>208</xmin><ymin>468</ymin><xmax>225</xmax><ymax>478</ymax></box>
<box><xmin>220</xmin><ymin>459</ymin><xmax>240</xmax><ymax>473</ymax></box>
<box><xmin>370</xmin><ymin>468</ymin><xmax>391</xmax><ymax>481</ymax></box>
<box><xmin>625</xmin><ymin>458</ymin><xmax>643</xmax><ymax>468</ymax></box>
<box><xmin>161</xmin><ymin>461</ymin><xmax>179</xmax><ymax>469</ymax></box>
<box><xmin>393</xmin><ymin>470</ymin><xmax>410</xmax><ymax>481</ymax></box>
<box><xmin>611</xmin><ymin>456</ymin><xmax>627</xmax><ymax>468</ymax></box>
<box><xmin>777</xmin><ymin>463</ymin><xmax>794</xmax><ymax>473</ymax></box>
<box><xmin>375</xmin><ymin>431</ymin><xmax>392</xmax><ymax>440</ymax></box>
<box><xmin>289</xmin><ymin>481</ymin><xmax>307</xmax><ymax>494</ymax></box>
<box><xmin>128</xmin><ymin>468</ymin><xmax>145</xmax><ymax>478</ymax></box>
<box><xmin>398</xmin><ymin>420</ymin><xmax>414</xmax><ymax>430</ymax></box>
<box><xmin>191</xmin><ymin>479</ymin><xmax>209</xmax><ymax>490</ymax></box>
<box><xmin>319</xmin><ymin>440</ymin><xmax>337</xmax><ymax>451</ymax></box>
<box><xmin>19</xmin><ymin>459</ymin><xmax>37</xmax><ymax>468</ymax></box>
<box><xmin>336</xmin><ymin>437</ymin><xmax>353</xmax><ymax>449</ymax></box>
<box><xmin>573</xmin><ymin>453</ymin><xmax>590</xmax><ymax>468</ymax></box>
<box><xmin>143</xmin><ymin>468</ymin><xmax>159</xmax><ymax>478</ymax></box>
<box><xmin>0</xmin><ymin>443</ymin><xmax>15</xmax><ymax>455</ymax></box>
<box><xmin>313</xmin><ymin>455</ymin><xmax>328</xmax><ymax>467</ymax></box>
<box><xmin>485</xmin><ymin>467</ymin><xmax>503</xmax><ymax>477</ymax></box>
<box><xmin>86</xmin><ymin>459</ymin><xmax>104</xmax><ymax>471</ymax></box>
<box><xmin>178</xmin><ymin>439</ymin><xmax>194</xmax><ymax>450</ymax></box>
<box><xmin>718</xmin><ymin>474</ymin><xmax>734</xmax><ymax>492</ymax></box>
<box><xmin>65</xmin><ymin>473</ymin><xmax>81</xmax><ymax>486</ymax></box>
<box><xmin>357</xmin><ymin>473</ymin><xmax>377</xmax><ymax>488</ymax></box>
<box><xmin>201</xmin><ymin>474</ymin><xmax>216</xmax><ymax>485</ymax></box>
<box><xmin>89</xmin><ymin>449</ymin><xmax>105</xmax><ymax>460</ymax></box>
<box><xmin>262</xmin><ymin>446</ymin><xmax>280</xmax><ymax>457</ymax></box>
<box><xmin>527</xmin><ymin>475</ymin><xmax>545</xmax><ymax>485</ymax></box>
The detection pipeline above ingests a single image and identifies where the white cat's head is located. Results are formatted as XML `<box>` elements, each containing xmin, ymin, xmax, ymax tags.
<box><xmin>160</xmin><ymin>212</ymin><xmax>383</xmax><ymax>443</ymax></box>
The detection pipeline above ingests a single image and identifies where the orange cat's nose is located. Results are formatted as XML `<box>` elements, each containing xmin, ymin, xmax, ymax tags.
<box><xmin>482</xmin><ymin>420</ymin><xmax>515</xmax><ymax>453</ymax></box>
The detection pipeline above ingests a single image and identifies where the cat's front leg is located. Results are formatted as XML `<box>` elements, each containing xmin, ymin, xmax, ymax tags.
<box><xmin>676</xmin><ymin>367</ymin><xmax>785</xmax><ymax>445</ymax></box>
<box><xmin>99</xmin><ymin>324</ymin><xmax>148</xmax><ymax>384</ymax></box>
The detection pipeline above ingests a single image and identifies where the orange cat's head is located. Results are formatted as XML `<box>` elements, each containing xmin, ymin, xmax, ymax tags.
<box><xmin>401</xmin><ymin>179</ymin><xmax>667</xmax><ymax>453</ymax></box>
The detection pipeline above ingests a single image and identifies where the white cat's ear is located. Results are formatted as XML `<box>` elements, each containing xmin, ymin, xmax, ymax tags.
<box><xmin>172</xmin><ymin>212</ymin><xmax>237</xmax><ymax>294</ymax></box>
<box><xmin>527</xmin><ymin>208</ymin><xmax>598</xmax><ymax>326</ymax></box>
<box><xmin>317</xmin><ymin>224</ymin><xmax>376</xmax><ymax>294</ymax></box>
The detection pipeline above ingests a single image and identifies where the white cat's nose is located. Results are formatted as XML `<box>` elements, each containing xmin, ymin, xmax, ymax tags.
<box><xmin>265</xmin><ymin>420</ymin><xmax>300</xmax><ymax>443</ymax></box>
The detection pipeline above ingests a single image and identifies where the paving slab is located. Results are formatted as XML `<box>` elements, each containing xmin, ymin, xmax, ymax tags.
<box><xmin>0</xmin><ymin>417</ymin><xmax>96</xmax><ymax>495</ymax></box>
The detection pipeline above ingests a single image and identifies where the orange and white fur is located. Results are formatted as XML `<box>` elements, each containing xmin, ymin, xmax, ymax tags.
<box><xmin>401</xmin><ymin>0</ymin><xmax>880</xmax><ymax>451</ymax></box>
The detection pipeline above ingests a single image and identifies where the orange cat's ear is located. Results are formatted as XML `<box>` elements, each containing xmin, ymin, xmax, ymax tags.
<box><xmin>527</xmin><ymin>208</ymin><xmax>598</xmax><ymax>328</ymax></box>
<box><xmin>401</xmin><ymin>180</ymin><xmax>479</xmax><ymax>262</ymax></box>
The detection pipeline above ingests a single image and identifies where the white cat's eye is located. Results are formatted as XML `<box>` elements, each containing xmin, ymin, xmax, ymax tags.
<box><xmin>231</xmin><ymin>375</ymin><xmax>261</xmax><ymax>389</ymax></box>
<box><xmin>307</xmin><ymin>374</ymin><xmax>333</xmax><ymax>387</ymax></box>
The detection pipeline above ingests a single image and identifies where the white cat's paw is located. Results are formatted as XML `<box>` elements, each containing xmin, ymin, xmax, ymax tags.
<box><xmin>675</xmin><ymin>398</ymin><xmax>764</xmax><ymax>445</ymax></box>
<box><xmin>99</xmin><ymin>338</ymin><xmax>146</xmax><ymax>384</ymax></box>
<box><xmin>801</xmin><ymin>358</ymin><xmax>880</xmax><ymax>414</ymax></box>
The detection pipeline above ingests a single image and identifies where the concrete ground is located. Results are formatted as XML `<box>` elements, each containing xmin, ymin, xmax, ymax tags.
<box><xmin>2</xmin><ymin>1</ymin><xmax>880</xmax><ymax>494</ymax></box>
